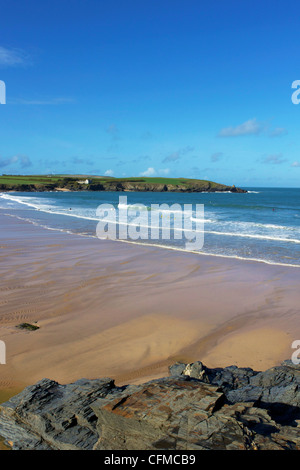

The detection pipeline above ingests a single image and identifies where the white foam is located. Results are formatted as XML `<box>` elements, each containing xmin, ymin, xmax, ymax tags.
<box><xmin>115</xmin><ymin>239</ymin><xmax>300</xmax><ymax>268</ymax></box>
<box><xmin>204</xmin><ymin>229</ymin><xmax>300</xmax><ymax>243</ymax></box>
<box><xmin>3</xmin><ymin>212</ymin><xmax>300</xmax><ymax>269</ymax></box>
<box><xmin>2</xmin><ymin>192</ymin><xmax>300</xmax><ymax>266</ymax></box>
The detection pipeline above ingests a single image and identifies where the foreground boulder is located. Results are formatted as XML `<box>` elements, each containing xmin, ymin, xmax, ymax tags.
<box><xmin>0</xmin><ymin>361</ymin><xmax>299</xmax><ymax>450</ymax></box>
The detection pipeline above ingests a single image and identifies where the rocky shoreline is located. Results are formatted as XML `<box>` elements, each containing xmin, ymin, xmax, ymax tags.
<box><xmin>0</xmin><ymin>360</ymin><xmax>299</xmax><ymax>450</ymax></box>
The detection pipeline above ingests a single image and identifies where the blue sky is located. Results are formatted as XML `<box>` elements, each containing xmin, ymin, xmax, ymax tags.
<box><xmin>0</xmin><ymin>0</ymin><xmax>300</xmax><ymax>187</ymax></box>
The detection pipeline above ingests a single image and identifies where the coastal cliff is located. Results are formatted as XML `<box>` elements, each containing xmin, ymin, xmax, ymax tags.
<box><xmin>0</xmin><ymin>360</ymin><xmax>299</xmax><ymax>450</ymax></box>
<box><xmin>0</xmin><ymin>175</ymin><xmax>247</xmax><ymax>193</ymax></box>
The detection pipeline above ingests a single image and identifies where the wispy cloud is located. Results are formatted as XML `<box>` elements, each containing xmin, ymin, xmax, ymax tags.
<box><xmin>162</xmin><ymin>153</ymin><xmax>181</xmax><ymax>163</ymax></box>
<box><xmin>104</xmin><ymin>169</ymin><xmax>114</xmax><ymax>176</ymax></box>
<box><xmin>10</xmin><ymin>97</ymin><xmax>75</xmax><ymax>105</ymax></box>
<box><xmin>291</xmin><ymin>161</ymin><xmax>300</xmax><ymax>167</ymax></box>
<box><xmin>219</xmin><ymin>118</ymin><xmax>266</xmax><ymax>137</ymax></box>
<box><xmin>116</xmin><ymin>155</ymin><xmax>152</xmax><ymax>167</ymax></box>
<box><xmin>132</xmin><ymin>155</ymin><xmax>151</xmax><ymax>163</ymax></box>
<box><xmin>72</xmin><ymin>156</ymin><xmax>94</xmax><ymax>165</ymax></box>
<box><xmin>210</xmin><ymin>152</ymin><xmax>223</xmax><ymax>162</ymax></box>
<box><xmin>0</xmin><ymin>46</ymin><xmax>30</xmax><ymax>67</ymax></box>
<box><xmin>158</xmin><ymin>168</ymin><xmax>170</xmax><ymax>175</ymax></box>
<box><xmin>0</xmin><ymin>154</ymin><xmax>32</xmax><ymax>169</ymax></box>
<box><xmin>191</xmin><ymin>166</ymin><xmax>200</xmax><ymax>173</ymax></box>
<box><xmin>106</xmin><ymin>124</ymin><xmax>120</xmax><ymax>141</ymax></box>
<box><xmin>41</xmin><ymin>159</ymin><xmax>64</xmax><ymax>168</ymax></box>
<box><xmin>162</xmin><ymin>146</ymin><xmax>194</xmax><ymax>163</ymax></box>
<box><xmin>261</xmin><ymin>154</ymin><xmax>287</xmax><ymax>165</ymax></box>
<box><xmin>219</xmin><ymin>118</ymin><xmax>287</xmax><ymax>139</ymax></box>
<box><xmin>140</xmin><ymin>131</ymin><xmax>153</xmax><ymax>140</ymax></box>
<box><xmin>269</xmin><ymin>127</ymin><xmax>288</xmax><ymax>137</ymax></box>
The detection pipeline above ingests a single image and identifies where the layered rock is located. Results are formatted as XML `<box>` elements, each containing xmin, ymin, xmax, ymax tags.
<box><xmin>169</xmin><ymin>360</ymin><xmax>300</xmax><ymax>425</ymax></box>
<box><xmin>0</xmin><ymin>377</ymin><xmax>115</xmax><ymax>450</ymax></box>
<box><xmin>0</xmin><ymin>361</ymin><xmax>299</xmax><ymax>450</ymax></box>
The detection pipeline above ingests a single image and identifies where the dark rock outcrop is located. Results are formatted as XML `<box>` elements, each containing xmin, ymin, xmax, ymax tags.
<box><xmin>0</xmin><ymin>361</ymin><xmax>299</xmax><ymax>450</ymax></box>
<box><xmin>169</xmin><ymin>359</ymin><xmax>300</xmax><ymax>425</ymax></box>
<box><xmin>0</xmin><ymin>377</ymin><xmax>115</xmax><ymax>450</ymax></box>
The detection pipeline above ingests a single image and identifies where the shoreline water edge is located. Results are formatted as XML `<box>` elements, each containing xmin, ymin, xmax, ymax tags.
<box><xmin>0</xmin><ymin>206</ymin><xmax>299</xmax><ymax>392</ymax></box>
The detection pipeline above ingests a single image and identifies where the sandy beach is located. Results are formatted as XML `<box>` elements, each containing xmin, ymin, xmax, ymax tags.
<box><xmin>0</xmin><ymin>210</ymin><xmax>299</xmax><ymax>397</ymax></box>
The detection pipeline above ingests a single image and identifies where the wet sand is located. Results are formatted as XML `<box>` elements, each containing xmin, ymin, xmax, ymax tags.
<box><xmin>0</xmin><ymin>211</ymin><xmax>299</xmax><ymax>392</ymax></box>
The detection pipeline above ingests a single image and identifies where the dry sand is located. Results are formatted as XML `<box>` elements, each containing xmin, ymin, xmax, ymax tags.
<box><xmin>0</xmin><ymin>211</ymin><xmax>299</xmax><ymax>396</ymax></box>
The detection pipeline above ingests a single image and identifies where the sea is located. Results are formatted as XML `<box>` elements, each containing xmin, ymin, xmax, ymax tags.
<box><xmin>0</xmin><ymin>188</ymin><xmax>299</xmax><ymax>267</ymax></box>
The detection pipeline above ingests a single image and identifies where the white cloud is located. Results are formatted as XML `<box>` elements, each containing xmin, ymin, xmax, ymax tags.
<box><xmin>219</xmin><ymin>118</ymin><xmax>265</xmax><ymax>137</ymax></box>
<box><xmin>140</xmin><ymin>167</ymin><xmax>156</xmax><ymax>176</ymax></box>
<box><xmin>291</xmin><ymin>161</ymin><xmax>300</xmax><ymax>167</ymax></box>
<box><xmin>104</xmin><ymin>169</ymin><xmax>114</xmax><ymax>176</ymax></box>
<box><xmin>139</xmin><ymin>167</ymin><xmax>170</xmax><ymax>177</ymax></box>
<box><xmin>0</xmin><ymin>46</ymin><xmax>28</xmax><ymax>67</ymax></box>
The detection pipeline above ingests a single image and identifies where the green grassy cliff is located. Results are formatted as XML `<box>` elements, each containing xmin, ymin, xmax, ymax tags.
<box><xmin>0</xmin><ymin>175</ymin><xmax>247</xmax><ymax>193</ymax></box>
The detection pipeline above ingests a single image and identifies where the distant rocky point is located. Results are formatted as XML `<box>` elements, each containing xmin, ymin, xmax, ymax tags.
<box><xmin>1</xmin><ymin>360</ymin><xmax>299</xmax><ymax>450</ymax></box>
<box><xmin>0</xmin><ymin>175</ymin><xmax>247</xmax><ymax>193</ymax></box>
